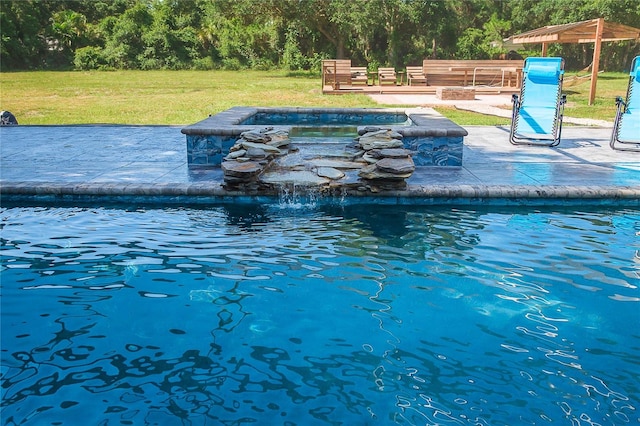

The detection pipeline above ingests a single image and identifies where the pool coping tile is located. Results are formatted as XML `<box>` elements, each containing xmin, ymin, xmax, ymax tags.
<box><xmin>1</xmin><ymin>124</ymin><xmax>639</xmax><ymax>206</ymax></box>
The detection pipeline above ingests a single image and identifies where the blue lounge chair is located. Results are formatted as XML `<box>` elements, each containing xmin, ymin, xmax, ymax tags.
<box><xmin>510</xmin><ymin>57</ymin><xmax>566</xmax><ymax>146</ymax></box>
<box><xmin>610</xmin><ymin>56</ymin><xmax>640</xmax><ymax>151</ymax></box>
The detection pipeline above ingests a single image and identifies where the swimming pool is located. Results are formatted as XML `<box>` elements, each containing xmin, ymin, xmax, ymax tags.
<box><xmin>1</xmin><ymin>204</ymin><xmax>638</xmax><ymax>425</ymax></box>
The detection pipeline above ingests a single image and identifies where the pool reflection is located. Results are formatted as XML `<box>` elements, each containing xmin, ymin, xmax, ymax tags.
<box><xmin>1</xmin><ymin>205</ymin><xmax>638</xmax><ymax>424</ymax></box>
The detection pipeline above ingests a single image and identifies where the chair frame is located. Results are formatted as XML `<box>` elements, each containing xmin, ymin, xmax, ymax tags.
<box><xmin>406</xmin><ymin>66</ymin><xmax>427</xmax><ymax>86</ymax></box>
<box><xmin>350</xmin><ymin>66</ymin><xmax>369</xmax><ymax>86</ymax></box>
<box><xmin>509</xmin><ymin>57</ymin><xmax>566</xmax><ymax>147</ymax></box>
<box><xmin>610</xmin><ymin>56</ymin><xmax>640</xmax><ymax>152</ymax></box>
<box><xmin>377</xmin><ymin>67</ymin><xmax>397</xmax><ymax>85</ymax></box>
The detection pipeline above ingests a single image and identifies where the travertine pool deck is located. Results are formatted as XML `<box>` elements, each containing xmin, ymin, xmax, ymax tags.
<box><xmin>1</xmin><ymin>123</ymin><xmax>639</xmax><ymax>206</ymax></box>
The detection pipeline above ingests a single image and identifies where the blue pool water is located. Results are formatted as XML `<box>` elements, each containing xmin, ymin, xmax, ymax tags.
<box><xmin>1</xmin><ymin>204</ymin><xmax>639</xmax><ymax>425</ymax></box>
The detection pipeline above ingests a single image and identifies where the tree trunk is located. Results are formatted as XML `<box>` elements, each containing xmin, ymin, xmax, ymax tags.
<box><xmin>336</xmin><ymin>38</ymin><xmax>345</xmax><ymax>59</ymax></box>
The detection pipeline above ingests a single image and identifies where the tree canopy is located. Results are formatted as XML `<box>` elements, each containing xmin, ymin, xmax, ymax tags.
<box><xmin>1</xmin><ymin>0</ymin><xmax>638</xmax><ymax>72</ymax></box>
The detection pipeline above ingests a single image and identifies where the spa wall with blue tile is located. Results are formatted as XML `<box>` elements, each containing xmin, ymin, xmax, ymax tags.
<box><xmin>182</xmin><ymin>107</ymin><xmax>467</xmax><ymax>167</ymax></box>
<box><xmin>404</xmin><ymin>136</ymin><xmax>464</xmax><ymax>166</ymax></box>
<box><xmin>186</xmin><ymin>134</ymin><xmax>237</xmax><ymax>166</ymax></box>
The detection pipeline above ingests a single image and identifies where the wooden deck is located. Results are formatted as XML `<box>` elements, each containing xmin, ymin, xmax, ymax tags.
<box><xmin>321</xmin><ymin>59</ymin><xmax>524</xmax><ymax>96</ymax></box>
<box><xmin>322</xmin><ymin>84</ymin><xmax>520</xmax><ymax>95</ymax></box>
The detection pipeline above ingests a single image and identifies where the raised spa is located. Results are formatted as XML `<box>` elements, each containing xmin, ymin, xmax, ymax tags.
<box><xmin>181</xmin><ymin>107</ymin><xmax>467</xmax><ymax>167</ymax></box>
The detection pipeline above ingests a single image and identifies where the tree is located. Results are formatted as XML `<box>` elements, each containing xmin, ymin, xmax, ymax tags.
<box><xmin>297</xmin><ymin>0</ymin><xmax>357</xmax><ymax>60</ymax></box>
<box><xmin>409</xmin><ymin>1</ymin><xmax>458</xmax><ymax>60</ymax></box>
<box><xmin>197</xmin><ymin>0</ymin><xmax>281</xmax><ymax>69</ymax></box>
<box><xmin>2</xmin><ymin>0</ymin><xmax>638</xmax><ymax>72</ymax></box>
<box><xmin>50</xmin><ymin>9</ymin><xmax>88</xmax><ymax>66</ymax></box>
<box><xmin>0</xmin><ymin>0</ymin><xmax>53</xmax><ymax>69</ymax></box>
<box><xmin>136</xmin><ymin>0</ymin><xmax>202</xmax><ymax>69</ymax></box>
<box><xmin>457</xmin><ymin>13</ymin><xmax>512</xmax><ymax>60</ymax></box>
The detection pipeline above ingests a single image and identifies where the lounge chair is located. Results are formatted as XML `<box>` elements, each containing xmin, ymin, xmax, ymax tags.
<box><xmin>610</xmin><ymin>55</ymin><xmax>640</xmax><ymax>151</ymax></box>
<box><xmin>378</xmin><ymin>67</ymin><xmax>397</xmax><ymax>85</ymax></box>
<box><xmin>509</xmin><ymin>57</ymin><xmax>566</xmax><ymax>146</ymax></box>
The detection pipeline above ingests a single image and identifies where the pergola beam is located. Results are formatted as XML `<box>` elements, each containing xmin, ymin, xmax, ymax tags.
<box><xmin>512</xmin><ymin>35</ymin><xmax>638</xmax><ymax>44</ymax></box>
<box><xmin>512</xmin><ymin>35</ymin><xmax>559</xmax><ymax>43</ymax></box>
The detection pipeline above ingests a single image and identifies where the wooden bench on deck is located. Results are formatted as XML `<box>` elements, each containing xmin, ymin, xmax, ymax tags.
<box><xmin>350</xmin><ymin>66</ymin><xmax>369</xmax><ymax>85</ymax></box>
<box><xmin>322</xmin><ymin>60</ymin><xmax>370</xmax><ymax>88</ymax></box>
<box><xmin>422</xmin><ymin>59</ymin><xmax>524</xmax><ymax>88</ymax></box>
<box><xmin>406</xmin><ymin>66</ymin><xmax>427</xmax><ymax>86</ymax></box>
<box><xmin>378</xmin><ymin>67</ymin><xmax>397</xmax><ymax>85</ymax></box>
<box><xmin>322</xmin><ymin>60</ymin><xmax>352</xmax><ymax>89</ymax></box>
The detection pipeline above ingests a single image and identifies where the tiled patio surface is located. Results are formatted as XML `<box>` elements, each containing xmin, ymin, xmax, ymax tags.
<box><xmin>1</xmin><ymin>123</ymin><xmax>638</xmax><ymax>205</ymax></box>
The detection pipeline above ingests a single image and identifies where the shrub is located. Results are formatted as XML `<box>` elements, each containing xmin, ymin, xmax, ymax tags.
<box><xmin>74</xmin><ymin>46</ymin><xmax>106</xmax><ymax>70</ymax></box>
<box><xmin>192</xmin><ymin>57</ymin><xmax>216</xmax><ymax>70</ymax></box>
<box><xmin>222</xmin><ymin>58</ymin><xmax>243</xmax><ymax>70</ymax></box>
<box><xmin>250</xmin><ymin>58</ymin><xmax>275</xmax><ymax>71</ymax></box>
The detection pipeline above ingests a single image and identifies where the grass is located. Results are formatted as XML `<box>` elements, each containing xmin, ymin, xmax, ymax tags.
<box><xmin>561</xmin><ymin>72</ymin><xmax>628</xmax><ymax>119</ymax></box>
<box><xmin>0</xmin><ymin>69</ymin><xmax>628</xmax><ymax>125</ymax></box>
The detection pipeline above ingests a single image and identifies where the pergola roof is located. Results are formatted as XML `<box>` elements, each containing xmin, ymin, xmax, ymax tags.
<box><xmin>511</xmin><ymin>18</ymin><xmax>640</xmax><ymax>44</ymax></box>
<box><xmin>509</xmin><ymin>18</ymin><xmax>640</xmax><ymax>105</ymax></box>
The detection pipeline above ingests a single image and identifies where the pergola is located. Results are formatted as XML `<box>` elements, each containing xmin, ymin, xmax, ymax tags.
<box><xmin>509</xmin><ymin>18</ymin><xmax>640</xmax><ymax>105</ymax></box>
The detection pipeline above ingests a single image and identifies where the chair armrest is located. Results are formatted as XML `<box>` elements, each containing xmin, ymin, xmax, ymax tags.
<box><xmin>511</xmin><ymin>94</ymin><xmax>520</xmax><ymax>112</ymax></box>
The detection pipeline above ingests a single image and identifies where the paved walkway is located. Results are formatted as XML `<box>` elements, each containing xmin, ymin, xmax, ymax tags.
<box><xmin>1</xmin><ymin>122</ymin><xmax>639</xmax><ymax>205</ymax></box>
<box><xmin>369</xmin><ymin>93</ymin><xmax>515</xmax><ymax>107</ymax></box>
<box><xmin>369</xmin><ymin>93</ymin><xmax>613</xmax><ymax>126</ymax></box>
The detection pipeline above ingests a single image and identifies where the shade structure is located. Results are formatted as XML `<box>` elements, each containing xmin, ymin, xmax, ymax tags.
<box><xmin>509</xmin><ymin>18</ymin><xmax>640</xmax><ymax>105</ymax></box>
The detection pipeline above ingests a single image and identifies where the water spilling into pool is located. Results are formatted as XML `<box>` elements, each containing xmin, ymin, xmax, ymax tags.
<box><xmin>1</xmin><ymin>205</ymin><xmax>638</xmax><ymax>424</ymax></box>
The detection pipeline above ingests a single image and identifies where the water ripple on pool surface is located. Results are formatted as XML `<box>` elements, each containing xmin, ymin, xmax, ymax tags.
<box><xmin>1</xmin><ymin>205</ymin><xmax>638</xmax><ymax>425</ymax></box>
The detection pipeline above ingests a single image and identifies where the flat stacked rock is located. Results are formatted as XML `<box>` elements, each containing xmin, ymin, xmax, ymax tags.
<box><xmin>222</xmin><ymin>128</ymin><xmax>290</xmax><ymax>189</ymax></box>
<box><xmin>355</xmin><ymin>128</ymin><xmax>415</xmax><ymax>188</ymax></box>
<box><xmin>222</xmin><ymin>126</ymin><xmax>416</xmax><ymax>193</ymax></box>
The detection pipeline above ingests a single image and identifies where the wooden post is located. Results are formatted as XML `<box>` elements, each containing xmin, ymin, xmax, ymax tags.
<box><xmin>589</xmin><ymin>18</ymin><xmax>604</xmax><ymax>105</ymax></box>
<box><xmin>541</xmin><ymin>42</ymin><xmax>548</xmax><ymax>57</ymax></box>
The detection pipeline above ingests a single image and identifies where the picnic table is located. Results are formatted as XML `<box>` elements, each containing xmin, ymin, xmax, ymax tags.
<box><xmin>448</xmin><ymin>66</ymin><xmax>522</xmax><ymax>87</ymax></box>
<box><xmin>423</xmin><ymin>59</ymin><xmax>524</xmax><ymax>87</ymax></box>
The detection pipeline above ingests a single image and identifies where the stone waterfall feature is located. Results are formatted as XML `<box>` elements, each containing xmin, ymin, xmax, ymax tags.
<box><xmin>221</xmin><ymin>128</ymin><xmax>291</xmax><ymax>190</ymax></box>
<box><xmin>356</xmin><ymin>127</ymin><xmax>415</xmax><ymax>190</ymax></box>
<box><xmin>221</xmin><ymin>127</ymin><xmax>415</xmax><ymax>192</ymax></box>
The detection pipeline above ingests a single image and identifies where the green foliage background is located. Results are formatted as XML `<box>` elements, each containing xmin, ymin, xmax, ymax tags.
<box><xmin>1</xmin><ymin>0</ymin><xmax>639</xmax><ymax>72</ymax></box>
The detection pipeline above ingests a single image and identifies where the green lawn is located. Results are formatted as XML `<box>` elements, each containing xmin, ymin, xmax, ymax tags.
<box><xmin>0</xmin><ymin>70</ymin><xmax>628</xmax><ymax>125</ymax></box>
